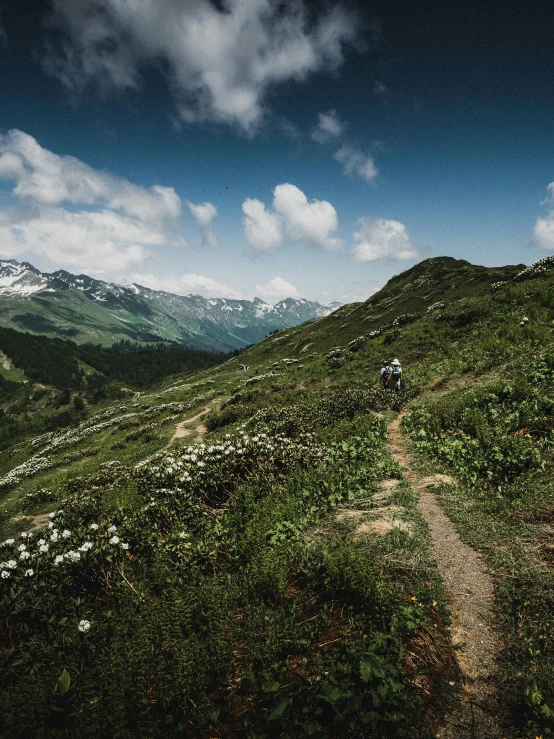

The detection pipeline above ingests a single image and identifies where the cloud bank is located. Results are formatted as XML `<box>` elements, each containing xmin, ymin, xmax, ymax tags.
<box><xmin>45</xmin><ymin>0</ymin><xmax>359</xmax><ymax>133</ymax></box>
<box><xmin>242</xmin><ymin>183</ymin><xmax>341</xmax><ymax>252</ymax></box>
<box><xmin>0</xmin><ymin>129</ymin><xmax>185</xmax><ymax>274</ymax></box>
<box><xmin>350</xmin><ymin>218</ymin><xmax>419</xmax><ymax>262</ymax></box>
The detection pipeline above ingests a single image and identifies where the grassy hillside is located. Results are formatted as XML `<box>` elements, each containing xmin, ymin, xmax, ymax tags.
<box><xmin>1</xmin><ymin>256</ymin><xmax>554</xmax><ymax>738</ymax></box>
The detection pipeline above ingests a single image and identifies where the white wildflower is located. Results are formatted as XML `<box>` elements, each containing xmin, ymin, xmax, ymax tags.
<box><xmin>78</xmin><ymin>620</ymin><xmax>91</xmax><ymax>633</ymax></box>
<box><xmin>5</xmin><ymin>560</ymin><xmax>17</xmax><ymax>569</ymax></box>
<box><xmin>62</xmin><ymin>529</ymin><xmax>71</xmax><ymax>539</ymax></box>
<box><xmin>90</xmin><ymin>523</ymin><xmax>99</xmax><ymax>530</ymax></box>
<box><xmin>25</xmin><ymin>569</ymin><xmax>34</xmax><ymax>577</ymax></box>
<box><xmin>2</xmin><ymin>539</ymin><xmax>14</xmax><ymax>546</ymax></box>
<box><xmin>109</xmin><ymin>536</ymin><xmax>120</xmax><ymax>545</ymax></box>
<box><xmin>107</xmin><ymin>525</ymin><xmax>117</xmax><ymax>533</ymax></box>
<box><xmin>19</xmin><ymin>551</ymin><xmax>30</xmax><ymax>560</ymax></box>
<box><xmin>120</xmin><ymin>543</ymin><xmax>129</xmax><ymax>550</ymax></box>
<box><xmin>48</xmin><ymin>512</ymin><xmax>56</xmax><ymax>518</ymax></box>
<box><xmin>54</xmin><ymin>555</ymin><xmax>64</xmax><ymax>565</ymax></box>
<box><xmin>64</xmin><ymin>551</ymin><xmax>81</xmax><ymax>562</ymax></box>
<box><xmin>39</xmin><ymin>544</ymin><xmax>48</xmax><ymax>553</ymax></box>
<box><xmin>18</xmin><ymin>544</ymin><xmax>27</xmax><ymax>552</ymax></box>
<box><xmin>1</xmin><ymin>571</ymin><xmax>10</xmax><ymax>579</ymax></box>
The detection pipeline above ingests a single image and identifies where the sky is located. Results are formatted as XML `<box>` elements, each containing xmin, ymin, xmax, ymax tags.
<box><xmin>1</xmin><ymin>0</ymin><xmax>554</xmax><ymax>305</ymax></box>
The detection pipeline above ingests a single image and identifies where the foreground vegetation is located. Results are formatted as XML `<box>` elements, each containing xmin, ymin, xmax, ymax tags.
<box><xmin>2</xmin><ymin>255</ymin><xmax>554</xmax><ymax>736</ymax></box>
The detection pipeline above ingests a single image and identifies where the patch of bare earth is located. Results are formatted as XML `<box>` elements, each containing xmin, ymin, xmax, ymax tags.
<box><xmin>389</xmin><ymin>412</ymin><xmax>514</xmax><ymax>739</ymax></box>
<box><xmin>13</xmin><ymin>512</ymin><xmax>51</xmax><ymax>532</ymax></box>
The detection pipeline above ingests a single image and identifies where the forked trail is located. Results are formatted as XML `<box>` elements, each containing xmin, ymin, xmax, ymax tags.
<box><xmin>388</xmin><ymin>412</ymin><xmax>513</xmax><ymax>739</ymax></box>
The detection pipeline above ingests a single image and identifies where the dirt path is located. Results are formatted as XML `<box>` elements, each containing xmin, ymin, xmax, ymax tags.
<box><xmin>389</xmin><ymin>412</ymin><xmax>511</xmax><ymax>739</ymax></box>
<box><xmin>169</xmin><ymin>407</ymin><xmax>211</xmax><ymax>444</ymax></box>
<box><xmin>135</xmin><ymin>402</ymin><xmax>216</xmax><ymax>468</ymax></box>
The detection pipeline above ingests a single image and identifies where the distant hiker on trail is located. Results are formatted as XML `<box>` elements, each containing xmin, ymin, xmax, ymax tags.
<box><xmin>389</xmin><ymin>359</ymin><xmax>404</xmax><ymax>391</ymax></box>
<box><xmin>255</xmin><ymin>368</ymin><xmax>259</xmax><ymax>375</ymax></box>
<box><xmin>380</xmin><ymin>361</ymin><xmax>391</xmax><ymax>389</ymax></box>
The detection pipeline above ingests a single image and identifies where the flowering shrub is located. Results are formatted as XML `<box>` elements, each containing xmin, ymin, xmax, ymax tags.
<box><xmin>514</xmin><ymin>256</ymin><xmax>554</xmax><ymax>282</ymax></box>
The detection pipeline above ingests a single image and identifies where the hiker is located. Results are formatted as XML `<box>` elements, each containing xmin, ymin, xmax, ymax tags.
<box><xmin>380</xmin><ymin>360</ymin><xmax>391</xmax><ymax>389</ymax></box>
<box><xmin>389</xmin><ymin>359</ymin><xmax>404</xmax><ymax>391</ymax></box>
<box><xmin>255</xmin><ymin>368</ymin><xmax>259</xmax><ymax>375</ymax></box>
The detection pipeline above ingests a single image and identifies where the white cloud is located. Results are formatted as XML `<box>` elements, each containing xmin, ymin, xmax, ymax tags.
<box><xmin>46</xmin><ymin>0</ymin><xmax>359</xmax><ymax>133</ymax></box>
<box><xmin>533</xmin><ymin>212</ymin><xmax>554</xmax><ymax>250</ymax></box>
<box><xmin>532</xmin><ymin>182</ymin><xmax>554</xmax><ymax>250</ymax></box>
<box><xmin>373</xmin><ymin>80</ymin><xmax>387</xmax><ymax>95</ymax></box>
<box><xmin>0</xmin><ymin>130</ymin><xmax>181</xmax><ymax>225</ymax></box>
<box><xmin>311</xmin><ymin>109</ymin><xmax>345</xmax><ymax>144</ymax></box>
<box><xmin>273</xmin><ymin>183</ymin><xmax>341</xmax><ymax>251</ymax></box>
<box><xmin>350</xmin><ymin>218</ymin><xmax>419</xmax><ymax>262</ymax></box>
<box><xmin>129</xmin><ymin>272</ymin><xmax>243</xmax><ymax>300</ymax></box>
<box><xmin>242</xmin><ymin>183</ymin><xmax>341</xmax><ymax>253</ymax></box>
<box><xmin>0</xmin><ymin>129</ymin><xmax>186</xmax><ymax>276</ymax></box>
<box><xmin>187</xmin><ymin>201</ymin><xmax>218</xmax><ymax>247</ymax></box>
<box><xmin>0</xmin><ymin>205</ymin><xmax>153</xmax><ymax>274</ymax></box>
<box><xmin>255</xmin><ymin>276</ymin><xmax>300</xmax><ymax>302</ymax></box>
<box><xmin>334</xmin><ymin>145</ymin><xmax>379</xmax><ymax>185</ymax></box>
<box><xmin>242</xmin><ymin>198</ymin><xmax>284</xmax><ymax>252</ymax></box>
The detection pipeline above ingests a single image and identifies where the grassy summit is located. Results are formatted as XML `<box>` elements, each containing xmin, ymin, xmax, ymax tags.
<box><xmin>1</xmin><ymin>256</ymin><xmax>553</xmax><ymax>738</ymax></box>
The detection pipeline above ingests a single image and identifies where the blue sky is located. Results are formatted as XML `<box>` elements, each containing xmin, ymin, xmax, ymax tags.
<box><xmin>0</xmin><ymin>0</ymin><xmax>553</xmax><ymax>304</ymax></box>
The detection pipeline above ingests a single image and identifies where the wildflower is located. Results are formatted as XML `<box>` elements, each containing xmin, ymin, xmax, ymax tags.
<box><xmin>54</xmin><ymin>555</ymin><xmax>63</xmax><ymax>566</ymax></box>
<box><xmin>25</xmin><ymin>569</ymin><xmax>34</xmax><ymax>577</ymax></box>
<box><xmin>120</xmin><ymin>543</ymin><xmax>129</xmax><ymax>550</ymax></box>
<box><xmin>48</xmin><ymin>512</ymin><xmax>56</xmax><ymax>518</ymax></box>
<box><xmin>90</xmin><ymin>523</ymin><xmax>99</xmax><ymax>530</ymax></box>
<box><xmin>1</xmin><ymin>571</ymin><xmax>10</xmax><ymax>579</ymax></box>
<box><xmin>20</xmin><ymin>532</ymin><xmax>27</xmax><ymax>538</ymax></box>
<box><xmin>62</xmin><ymin>529</ymin><xmax>71</xmax><ymax>539</ymax></box>
<box><xmin>78</xmin><ymin>620</ymin><xmax>91</xmax><ymax>633</ymax></box>
<box><xmin>48</xmin><ymin>522</ymin><xmax>54</xmax><ymax>529</ymax></box>
<box><xmin>18</xmin><ymin>544</ymin><xmax>27</xmax><ymax>552</ymax></box>
<box><xmin>64</xmin><ymin>551</ymin><xmax>81</xmax><ymax>562</ymax></box>
<box><xmin>19</xmin><ymin>551</ymin><xmax>30</xmax><ymax>560</ymax></box>
<box><xmin>2</xmin><ymin>539</ymin><xmax>14</xmax><ymax>546</ymax></box>
<box><xmin>39</xmin><ymin>544</ymin><xmax>48</xmax><ymax>553</ymax></box>
<box><xmin>78</xmin><ymin>542</ymin><xmax>93</xmax><ymax>552</ymax></box>
<box><xmin>50</xmin><ymin>532</ymin><xmax>59</xmax><ymax>542</ymax></box>
<box><xmin>107</xmin><ymin>525</ymin><xmax>117</xmax><ymax>533</ymax></box>
<box><xmin>109</xmin><ymin>536</ymin><xmax>120</xmax><ymax>545</ymax></box>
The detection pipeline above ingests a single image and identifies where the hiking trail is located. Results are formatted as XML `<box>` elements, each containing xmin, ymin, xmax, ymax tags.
<box><xmin>135</xmin><ymin>399</ymin><xmax>217</xmax><ymax>468</ymax></box>
<box><xmin>388</xmin><ymin>411</ymin><xmax>512</xmax><ymax>739</ymax></box>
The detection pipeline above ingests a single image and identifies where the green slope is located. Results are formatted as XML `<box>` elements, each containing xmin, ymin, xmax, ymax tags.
<box><xmin>2</xmin><ymin>255</ymin><xmax>554</xmax><ymax>738</ymax></box>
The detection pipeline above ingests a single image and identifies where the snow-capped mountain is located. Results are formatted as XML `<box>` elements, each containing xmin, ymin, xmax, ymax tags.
<box><xmin>0</xmin><ymin>259</ymin><xmax>341</xmax><ymax>352</ymax></box>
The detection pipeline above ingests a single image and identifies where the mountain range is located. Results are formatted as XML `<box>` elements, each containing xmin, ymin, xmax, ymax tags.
<box><xmin>0</xmin><ymin>259</ymin><xmax>340</xmax><ymax>352</ymax></box>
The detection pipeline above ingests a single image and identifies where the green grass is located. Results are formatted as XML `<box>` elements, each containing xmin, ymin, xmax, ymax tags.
<box><xmin>3</xmin><ymin>255</ymin><xmax>554</xmax><ymax>736</ymax></box>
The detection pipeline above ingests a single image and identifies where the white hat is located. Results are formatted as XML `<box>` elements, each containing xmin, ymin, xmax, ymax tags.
<box><xmin>391</xmin><ymin>358</ymin><xmax>401</xmax><ymax>366</ymax></box>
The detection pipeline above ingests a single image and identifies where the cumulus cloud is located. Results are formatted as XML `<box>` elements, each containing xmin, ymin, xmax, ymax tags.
<box><xmin>45</xmin><ymin>0</ymin><xmax>359</xmax><ymax>133</ymax></box>
<box><xmin>311</xmin><ymin>109</ymin><xmax>345</xmax><ymax>144</ymax></box>
<box><xmin>350</xmin><ymin>218</ymin><xmax>419</xmax><ymax>262</ymax></box>
<box><xmin>0</xmin><ymin>130</ymin><xmax>181</xmax><ymax>224</ymax></box>
<box><xmin>187</xmin><ymin>201</ymin><xmax>218</xmax><ymax>247</ymax></box>
<box><xmin>334</xmin><ymin>145</ymin><xmax>379</xmax><ymax>184</ymax></box>
<box><xmin>255</xmin><ymin>276</ymin><xmax>301</xmax><ymax>302</ymax></box>
<box><xmin>128</xmin><ymin>272</ymin><xmax>243</xmax><ymax>300</ymax></box>
<box><xmin>0</xmin><ymin>129</ymin><xmax>186</xmax><ymax>275</ymax></box>
<box><xmin>532</xmin><ymin>182</ymin><xmax>554</xmax><ymax>250</ymax></box>
<box><xmin>242</xmin><ymin>183</ymin><xmax>341</xmax><ymax>252</ymax></box>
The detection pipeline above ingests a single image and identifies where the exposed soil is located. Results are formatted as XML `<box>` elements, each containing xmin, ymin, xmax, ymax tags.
<box><xmin>388</xmin><ymin>412</ymin><xmax>514</xmax><ymax>739</ymax></box>
<box><xmin>13</xmin><ymin>512</ymin><xmax>51</xmax><ymax>531</ymax></box>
